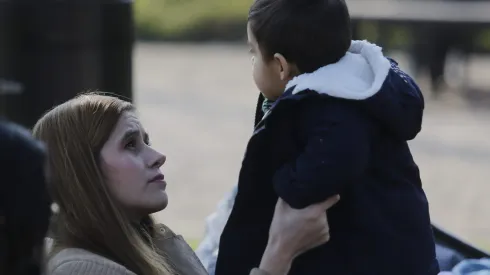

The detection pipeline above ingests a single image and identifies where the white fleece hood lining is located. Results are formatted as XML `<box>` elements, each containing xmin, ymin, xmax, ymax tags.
<box><xmin>285</xmin><ymin>40</ymin><xmax>391</xmax><ymax>100</ymax></box>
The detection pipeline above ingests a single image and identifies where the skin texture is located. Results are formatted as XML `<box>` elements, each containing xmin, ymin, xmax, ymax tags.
<box><xmin>100</xmin><ymin>111</ymin><xmax>168</xmax><ymax>220</ymax></box>
<box><xmin>247</xmin><ymin>22</ymin><xmax>296</xmax><ymax>101</ymax></box>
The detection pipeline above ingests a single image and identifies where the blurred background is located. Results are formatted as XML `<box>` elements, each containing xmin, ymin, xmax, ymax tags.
<box><xmin>1</xmin><ymin>0</ymin><xmax>490</xmax><ymax>251</ymax></box>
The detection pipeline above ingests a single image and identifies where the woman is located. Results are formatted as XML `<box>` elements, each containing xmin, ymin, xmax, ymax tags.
<box><xmin>33</xmin><ymin>93</ymin><xmax>339</xmax><ymax>275</ymax></box>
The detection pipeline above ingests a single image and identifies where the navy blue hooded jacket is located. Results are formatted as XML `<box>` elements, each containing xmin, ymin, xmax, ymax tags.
<box><xmin>215</xmin><ymin>41</ymin><xmax>439</xmax><ymax>275</ymax></box>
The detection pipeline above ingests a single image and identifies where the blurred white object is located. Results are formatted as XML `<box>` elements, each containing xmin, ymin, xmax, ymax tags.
<box><xmin>452</xmin><ymin>258</ymin><xmax>490</xmax><ymax>275</ymax></box>
<box><xmin>195</xmin><ymin>186</ymin><xmax>237</xmax><ymax>275</ymax></box>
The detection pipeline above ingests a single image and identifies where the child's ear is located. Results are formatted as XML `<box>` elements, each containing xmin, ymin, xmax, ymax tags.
<box><xmin>273</xmin><ymin>53</ymin><xmax>292</xmax><ymax>81</ymax></box>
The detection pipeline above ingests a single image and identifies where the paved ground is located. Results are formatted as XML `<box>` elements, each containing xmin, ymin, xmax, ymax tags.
<box><xmin>133</xmin><ymin>42</ymin><xmax>490</xmax><ymax>249</ymax></box>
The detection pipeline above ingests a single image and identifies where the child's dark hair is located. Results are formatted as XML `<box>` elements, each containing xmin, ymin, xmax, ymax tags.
<box><xmin>248</xmin><ymin>0</ymin><xmax>351</xmax><ymax>73</ymax></box>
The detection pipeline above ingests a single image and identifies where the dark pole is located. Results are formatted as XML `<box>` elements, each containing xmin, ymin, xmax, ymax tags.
<box><xmin>0</xmin><ymin>1</ymin><xmax>22</xmax><ymax>122</ymax></box>
<box><xmin>101</xmin><ymin>1</ymin><xmax>134</xmax><ymax>102</ymax></box>
<box><xmin>0</xmin><ymin>0</ymin><xmax>134</xmax><ymax>129</ymax></box>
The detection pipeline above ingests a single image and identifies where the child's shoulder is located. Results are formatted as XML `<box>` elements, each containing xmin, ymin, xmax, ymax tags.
<box><xmin>293</xmin><ymin>92</ymin><xmax>368</xmax><ymax>123</ymax></box>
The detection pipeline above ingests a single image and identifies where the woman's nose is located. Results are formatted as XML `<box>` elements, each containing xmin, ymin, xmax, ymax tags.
<box><xmin>151</xmin><ymin>151</ymin><xmax>166</xmax><ymax>168</ymax></box>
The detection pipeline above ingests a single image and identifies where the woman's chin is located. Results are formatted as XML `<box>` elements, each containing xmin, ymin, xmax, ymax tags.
<box><xmin>151</xmin><ymin>192</ymin><xmax>169</xmax><ymax>212</ymax></box>
<box><xmin>139</xmin><ymin>192</ymin><xmax>168</xmax><ymax>215</ymax></box>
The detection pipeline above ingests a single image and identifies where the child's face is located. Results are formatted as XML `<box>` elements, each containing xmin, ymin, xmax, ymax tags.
<box><xmin>247</xmin><ymin>23</ymin><xmax>294</xmax><ymax>101</ymax></box>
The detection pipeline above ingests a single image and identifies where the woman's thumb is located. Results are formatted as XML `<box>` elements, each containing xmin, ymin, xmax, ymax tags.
<box><xmin>316</xmin><ymin>195</ymin><xmax>340</xmax><ymax>211</ymax></box>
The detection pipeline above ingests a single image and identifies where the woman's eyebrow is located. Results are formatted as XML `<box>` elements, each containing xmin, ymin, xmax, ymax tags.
<box><xmin>121</xmin><ymin>129</ymin><xmax>139</xmax><ymax>142</ymax></box>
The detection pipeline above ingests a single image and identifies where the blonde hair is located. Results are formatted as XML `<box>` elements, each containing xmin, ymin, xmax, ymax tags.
<box><xmin>33</xmin><ymin>93</ymin><xmax>173</xmax><ymax>275</ymax></box>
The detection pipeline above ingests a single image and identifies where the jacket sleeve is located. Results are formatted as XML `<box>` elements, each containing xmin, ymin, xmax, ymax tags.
<box><xmin>273</xmin><ymin>99</ymin><xmax>370</xmax><ymax>209</ymax></box>
<box><xmin>153</xmin><ymin>224</ymin><xmax>208</xmax><ymax>275</ymax></box>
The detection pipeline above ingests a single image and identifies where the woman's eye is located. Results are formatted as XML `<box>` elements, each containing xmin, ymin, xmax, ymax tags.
<box><xmin>125</xmin><ymin>140</ymin><xmax>137</xmax><ymax>149</ymax></box>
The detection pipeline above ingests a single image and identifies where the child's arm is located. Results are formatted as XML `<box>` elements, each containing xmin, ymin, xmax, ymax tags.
<box><xmin>273</xmin><ymin>99</ymin><xmax>370</xmax><ymax>209</ymax></box>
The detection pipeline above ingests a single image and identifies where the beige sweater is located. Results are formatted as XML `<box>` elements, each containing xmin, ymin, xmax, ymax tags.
<box><xmin>47</xmin><ymin>248</ymin><xmax>270</xmax><ymax>275</ymax></box>
<box><xmin>47</xmin><ymin>248</ymin><xmax>137</xmax><ymax>275</ymax></box>
<box><xmin>46</xmin><ymin>224</ymin><xmax>270</xmax><ymax>275</ymax></box>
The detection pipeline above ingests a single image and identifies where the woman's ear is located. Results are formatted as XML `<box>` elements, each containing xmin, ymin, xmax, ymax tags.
<box><xmin>273</xmin><ymin>53</ymin><xmax>291</xmax><ymax>81</ymax></box>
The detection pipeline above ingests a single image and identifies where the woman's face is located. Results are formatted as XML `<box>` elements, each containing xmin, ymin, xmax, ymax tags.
<box><xmin>100</xmin><ymin>111</ymin><xmax>168</xmax><ymax>219</ymax></box>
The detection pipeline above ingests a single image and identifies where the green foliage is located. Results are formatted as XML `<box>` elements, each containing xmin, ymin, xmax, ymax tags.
<box><xmin>134</xmin><ymin>0</ymin><xmax>252</xmax><ymax>40</ymax></box>
<box><xmin>134</xmin><ymin>0</ymin><xmax>490</xmax><ymax>49</ymax></box>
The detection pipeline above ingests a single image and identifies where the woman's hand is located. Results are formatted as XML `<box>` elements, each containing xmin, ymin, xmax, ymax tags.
<box><xmin>258</xmin><ymin>195</ymin><xmax>340</xmax><ymax>275</ymax></box>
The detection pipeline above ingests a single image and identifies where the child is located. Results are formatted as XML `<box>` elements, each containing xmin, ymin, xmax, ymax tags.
<box><xmin>214</xmin><ymin>0</ymin><xmax>439</xmax><ymax>274</ymax></box>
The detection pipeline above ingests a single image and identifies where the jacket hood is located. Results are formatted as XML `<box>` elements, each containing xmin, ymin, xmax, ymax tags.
<box><xmin>284</xmin><ymin>40</ymin><xmax>424</xmax><ymax>140</ymax></box>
